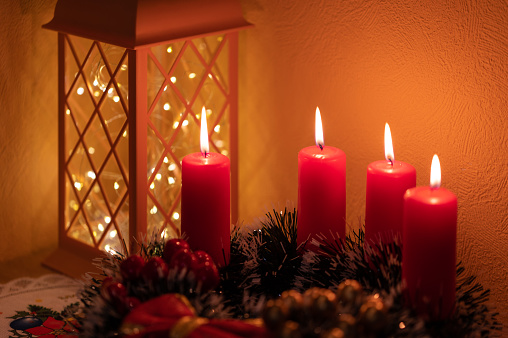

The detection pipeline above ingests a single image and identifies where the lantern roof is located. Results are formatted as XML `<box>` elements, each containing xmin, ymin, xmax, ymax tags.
<box><xmin>43</xmin><ymin>0</ymin><xmax>251</xmax><ymax>49</ymax></box>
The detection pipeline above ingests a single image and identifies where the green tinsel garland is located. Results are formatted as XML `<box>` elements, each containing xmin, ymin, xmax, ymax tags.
<box><xmin>77</xmin><ymin>207</ymin><xmax>502</xmax><ymax>337</ymax></box>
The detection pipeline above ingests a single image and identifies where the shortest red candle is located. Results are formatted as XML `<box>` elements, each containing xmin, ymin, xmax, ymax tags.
<box><xmin>402</xmin><ymin>155</ymin><xmax>457</xmax><ymax>319</ymax></box>
<box><xmin>298</xmin><ymin>107</ymin><xmax>346</xmax><ymax>244</ymax></box>
<box><xmin>181</xmin><ymin>107</ymin><xmax>230</xmax><ymax>266</ymax></box>
<box><xmin>365</xmin><ymin>123</ymin><xmax>416</xmax><ymax>243</ymax></box>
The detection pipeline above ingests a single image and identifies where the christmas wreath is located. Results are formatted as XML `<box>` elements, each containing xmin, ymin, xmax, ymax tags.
<box><xmin>77</xmin><ymin>208</ymin><xmax>502</xmax><ymax>337</ymax></box>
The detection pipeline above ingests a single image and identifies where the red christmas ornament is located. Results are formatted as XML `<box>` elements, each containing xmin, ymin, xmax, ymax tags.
<box><xmin>141</xmin><ymin>257</ymin><xmax>169</xmax><ymax>282</ymax></box>
<box><xmin>168</xmin><ymin>248</ymin><xmax>198</xmax><ymax>274</ymax></box>
<box><xmin>120</xmin><ymin>255</ymin><xmax>146</xmax><ymax>281</ymax></box>
<box><xmin>103</xmin><ymin>281</ymin><xmax>127</xmax><ymax>303</ymax></box>
<box><xmin>195</xmin><ymin>261</ymin><xmax>220</xmax><ymax>292</ymax></box>
<box><xmin>194</xmin><ymin>250</ymin><xmax>214</xmax><ymax>264</ymax></box>
<box><xmin>163</xmin><ymin>239</ymin><xmax>191</xmax><ymax>264</ymax></box>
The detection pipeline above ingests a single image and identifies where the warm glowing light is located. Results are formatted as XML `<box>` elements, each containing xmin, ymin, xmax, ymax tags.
<box><xmin>122</xmin><ymin>130</ymin><xmax>127</xmax><ymax>137</ymax></box>
<box><xmin>399</xmin><ymin>322</ymin><xmax>406</xmax><ymax>329</ymax></box>
<box><xmin>114</xmin><ymin>182</ymin><xmax>120</xmax><ymax>190</ymax></box>
<box><xmin>87</xmin><ymin>171</ymin><xmax>96</xmax><ymax>179</ymax></box>
<box><xmin>105</xmin><ymin>244</ymin><xmax>111</xmax><ymax>252</ymax></box>
<box><xmin>221</xmin><ymin>150</ymin><xmax>229</xmax><ymax>156</ymax></box>
<box><xmin>108</xmin><ymin>88</ymin><xmax>114</xmax><ymax>94</ymax></box>
<box><xmin>98</xmin><ymin>223</ymin><xmax>104</xmax><ymax>232</ymax></box>
<box><xmin>93</xmin><ymin>79</ymin><xmax>99</xmax><ymax>87</ymax></box>
<box><xmin>113</xmin><ymin>96</ymin><xmax>120</xmax><ymax>102</ymax></box>
<box><xmin>70</xmin><ymin>200</ymin><xmax>78</xmax><ymax>211</ymax></box>
<box><xmin>163</xmin><ymin>157</ymin><xmax>169</xmax><ymax>163</ymax></box>
<box><xmin>150</xmin><ymin>206</ymin><xmax>158</xmax><ymax>214</ymax></box>
<box><xmin>200</xmin><ymin>107</ymin><xmax>209</xmax><ymax>156</ymax></box>
<box><xmin>105</xmin><ymin>216</ymin><xmax>111</xmax><ymax>224</ymax></box>
<box><xmin>182</xmin><ymin>120</ymin><xmax>189</xmax><ymax>127</ymax></box>
<box><xmin>164</xmin><ymin>85</ymin><xmax>168</xmax><ymax>91</ymax></box>
<box><xmin>167</xmin><ymin>46</ymin><xmax>173</xmax><ymax>53</ymax></box>
<box><xmin>163</xmin><ymin>103</ymin><xmax>170</xmax><ymax>111</ymax></box>
<box><xmin>430</xmin><ymin>154</ymin><xmax>441</xmax><ymax>189</ymax></box>
<box><xmin>315</xmin><ymin>107</ymin><xmax>324</xmax><ymax>150</ymax></box>
<box><xmin>170</xmin><ymin>76</ymin><xmax>177</xmax><ymax>83</ymax></box>
<box><xmin>384</xmin><ymin>123</ymin><xmax>394</xmax><ymax>163</ymax></box>
<box><xmin>188</xmin><ymin>73</ymin><xmax>196</xmax><ymax>79</ymax></box>
<box><xmin>168</xmin><ymin>163</ymin><xmax>176</xmax><ymax>171</ymax></box>
<box><xmin>88</xmin><ymin>147</ymin><xmax>95</xmax><ymax>154</ymax></box>
<box><xmin>161</xmin><ymin>229</ymin><xmax>168</xmax><ymax>239</ymax></box>
<box><xmin>74</xmin><ymin>182</ymin><xmax>83</xmax><ymax>191</ymax></box>
<box><xmin>155</xmin><ymin>173</ymin><xmax>162</xmax><ymax>181</ymax></box>
<box><xmin>173</xmin><ymin>122</ymin><xmax>179</xmax><ymax>129</ymax></box>
<box><xmin>109</xmin><ymin>230</ymin><xmax>117</xmax><ymax>238</ymax></box>
<box><xmin>168</xmin><ymin>177</ymin><xmax>176</xmax><ymax>184</ymax></box>
<box><xmin>214</xmin><ymin>125</ymin><xmax>220</xmax><ymax>133</ymax></box>
<box><xmin>66</xmin><ymin>109</ymin><xmax>71</xmax><ymax>115</ymax></box>
<box><xmin>94</xmin><ymin>91</ymin><xmax>100</xmax><ymax>97</ymax></box>
<box><xmin>172</xmin><ymin>212</ymin><xmax>180</xmax><ymax>220</ymax></box>
<box><xmin>216</xmin><ymin>140</ymin><xmax>224</xmax><ymax>148</ymax></box>
<box><xmin>150</xmin><ymin>182</ymin><xmax>155</xmax><ymax>189</ymax></box>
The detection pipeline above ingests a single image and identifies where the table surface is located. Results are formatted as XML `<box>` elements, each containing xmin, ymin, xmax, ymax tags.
<box><xmin>0</xmin><ymin>247</ymin><xmax>57</xmax><ymax>284</ymax></box>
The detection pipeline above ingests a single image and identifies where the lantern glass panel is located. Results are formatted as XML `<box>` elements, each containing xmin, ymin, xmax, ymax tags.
<box><xmin>211</xmin><ymin>106</ymin><xmax>230</xmax><ymax>156</ymax></box>
<box><xmin>145</xmin><ymin>33</ymin><xmax>232</xmax><ymax>238</ymax></box>
<box><xmin>63</xmin><ymin>34</ymin><xmax>130</xmax><ymax>252</ymax></box>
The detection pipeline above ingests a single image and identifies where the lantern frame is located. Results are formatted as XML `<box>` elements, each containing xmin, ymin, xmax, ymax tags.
<box><xmin>42</xmin><ymin>0</ymin><xmax>250</xmax><ymax>277</ymax></box>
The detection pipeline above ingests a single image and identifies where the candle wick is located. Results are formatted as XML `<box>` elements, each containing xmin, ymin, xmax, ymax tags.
<box><xmin>318</xmin><ymin>144</ymin><xmax>324</xmax><ymax>151</ymax></box>
<box><xmin>389</xmin><ymin>158</ymin><xmax>393</xmax><ymax>166</ymax></box>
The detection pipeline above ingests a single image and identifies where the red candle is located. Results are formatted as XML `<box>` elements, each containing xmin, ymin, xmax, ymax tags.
<box><xmin>181</xmin><ymin>107</ymin><xmax>230</xmax><ymax>266</ymax></box>
<box><xmin>402</xmin><ymin>155</ymin><xmax>457</xmax><ymax>318</ymax></box>
<box><xmin>298</xmin><ymin>107</ymin><xmax>346</xmax><ymax>244</ymax></box>
<box><xmin>365</xmin><ymin>123</ymin><xmax>416</xmax><ymax>243</ymax></box>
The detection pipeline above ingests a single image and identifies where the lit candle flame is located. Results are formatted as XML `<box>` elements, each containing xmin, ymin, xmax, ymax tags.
<box><xmin>200</xmin><ymin>106</ymin><xmax>209</xmax><ymax>157</ymax></box>
<box><xmin>384</xmin><ymin>123</ymin><xmax>394</xmax><ymax>163</ymax></box>
<box><xmin>315</xmin><ymin>107</ymin><xmax>324</xmax><ymax>150</ymax></box>
<box><xmin>430</xmin><ymin>154</ymin><xmax>441</xmax><ymax>188</ymax></box>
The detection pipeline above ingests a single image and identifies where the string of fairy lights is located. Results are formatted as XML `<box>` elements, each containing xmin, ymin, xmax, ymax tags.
<box><xmin>65</xmin><ymin>35</ymin><xmax>229</xmax><ymax>253</ymax></box>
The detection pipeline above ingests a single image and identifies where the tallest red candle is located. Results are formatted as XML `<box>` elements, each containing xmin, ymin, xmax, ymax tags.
<box><xmin>181</xmin><ymin>108</ymin><xmax>230</xmax><ymax>266</ymax></box>
<box><xmin>298</xmin><ymin>108</ymin><xmax>346</xmax><ymax>244</ymax></box>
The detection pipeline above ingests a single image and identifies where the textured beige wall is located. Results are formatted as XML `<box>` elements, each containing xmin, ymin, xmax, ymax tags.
<box><xmin>0</xmin><ymin>1</ymin><xmax>58</xmax><ymax>260</ymax></box>
<box><xmin>0</xmin><ymin>0</ymin><xmax>506</xmax><ymax>330</ymax></box>
<box><xmin>238</xmin><ymin>0</ymin><xmax>508</xmax><ymax>328</ymax></box>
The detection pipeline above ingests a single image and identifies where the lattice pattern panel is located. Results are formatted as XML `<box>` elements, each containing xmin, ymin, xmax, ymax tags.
<box><xmin>146</xmin><ymin>34</ymin><xmax>231</xmax><ymax>240</ymax></box>
<box><xmin>63</xmin><ymin>35</ymin><xmax>130</xmax><ymax>253</ymax></box>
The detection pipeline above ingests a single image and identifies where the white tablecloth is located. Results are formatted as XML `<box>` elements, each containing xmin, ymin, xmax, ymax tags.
<box><xmin>0</xmin><ymin>274</ymin><xmax>81</xmax><ymax>336</ymax></box>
